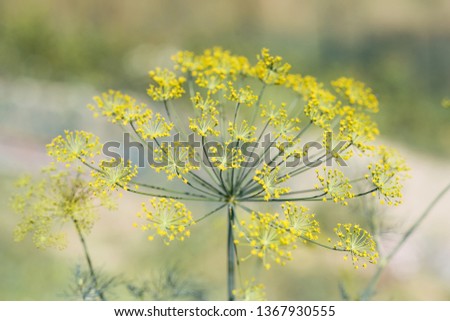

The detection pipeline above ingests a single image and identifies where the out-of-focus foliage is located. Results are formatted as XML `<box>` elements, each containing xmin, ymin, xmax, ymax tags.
<box><xmin>0</xmin><ymin>0</ymin><xmax>449</xmax><ymax>156</ymax></box>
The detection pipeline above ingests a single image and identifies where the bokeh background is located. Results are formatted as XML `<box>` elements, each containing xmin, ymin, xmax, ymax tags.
<box><xmin>1</xmin><ymin>0</ymin><xmax>449</xmax><ymax>300</ymax></box>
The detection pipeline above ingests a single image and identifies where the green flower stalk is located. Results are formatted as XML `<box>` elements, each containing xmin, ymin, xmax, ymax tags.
<box><xmin>11</xmin><ymin>164</ymin><xmax>116</xmax><ymax>300</ymax></box>
<box><xmin>12</xmin><ymin>47</ymin><xmax>409</xmax><ymax>301</ymax></box>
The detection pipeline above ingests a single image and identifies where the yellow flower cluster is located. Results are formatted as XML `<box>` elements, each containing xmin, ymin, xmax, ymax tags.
<box><xmin>226</xmin><ymin>84</ymin><xmax>258</xmax><ymax>106</ymax></box>
<box><xmin>172</xmin><ymin>50</ymin><xmax>203</xmax><ymax>75</ymax></box>
<box><xmin>236</xmin><ymin>212</ymin><xmax>295</xmax><ymax>269</ymax></box>
<box><xmin>189</xmin><ymin>93</ymin><xmax>220</xmax><ymax>137</ymax></box>
<box><xmin>47</xmin><ymin>130</ymin><xmax>100</xmax><ymax>164</ymax></box>
<box><xmin>315</xmin><ymin>167</ymin><xmax>354</xmax><ymax>205</ymax></box>
<box><xmin>208</xmin><ymin>144</ymin><xmax>245</xmax><ymax>171</ymax></box>
<box><xmin>227</xmin><ymin>120</ymin><xmax>257</xmax><ymax>143</ymax></box>
<box><xmin>91</xmin><ymin>159</ymin><xmax>138</xmax><ymax>191</ymax></box>
<box><xmin>337</xmin><ymin>109</ymin><xmax>379</xmax><ymax>153</ymax></box>
<box><xmin>173</xmin><ymin>47</ymin><xmax>249</xmax><ymax>93</ymax></box>
<box><xmin>236</xmin><ymin>203</ymin><xmax>319</xmax><ymax>269</ymax></box>
<box><xmin>136</xmin><ymin>198</ymin><xmax>194</xmax><ymax>245</ymax></box>
<box><xmin>11</xmin><ymin>165</ymin><xmax>115</xmax><ymax>249</ymax></box>
<box><xmin>151</xmin><ymin>142</ymin><xmax>199</xmax><ymax>182</ymax></box>
<box><xmin>330</xmin><ymin>223</ymin><xmax>379</xmax><ymax>269</ymax></box>
<box><xmin>260</xmin><ymin>101</ymin><xmax>287</xmax><ymax>123</ymax></box>
<box><xmin>260</xmin><ymin>101</ymin><xmax>301</xmax><ymax>143</ymax></box>
<box><xmin>304</xmin><ymin>88</ymin><xmax>341</xmax><ymax>129</ymax></box>
<box><xmin>89</xmin><ymin>90</ymin><xmax>174</xmax><ymax>139</ymax></box>
<box><xmin>88</xmin><ymin>90</ymin><xmax>147</xmax><ymax>125</ymax></box>
<box><xmin>251</xmin><ymin>48</ymin><xmax>291</xmax><ymax>85</ymax></box>
<box><xmin>367</xmin><ymin>146</ymin><xmax>409</xmax><ymax>205</ymax></box>
<box><xmin>147</xmin><ymin>68</ymin><xmax>186</xmax><ymax>101</ymax></box>
<box><xmin>233</xmin><ymin>279</ymin><xmax>266</xmax><ymax>301</ymax></box>
<box><xmin>332</xmin><ymin>77</ymin><xmax>379</xmax><ymax>112</ymax></box>
<box><xmin>281</xmin><ymin>202</ymin><xmax>320</xmax><ymax>240</ymax></box>
<box><xmin>253</xmin><ymin>165</ymin><xmax>290</xmax><ymax>200</ymax></box>
<box><xmin>134</xmin><ymin>111</ymin><xmax>173</xmax><ymax>140</ymax></box>
<box><xmin>286</xmin><ymin>74</ymin><xmax>321</xmax><ymax>100</ymax></box>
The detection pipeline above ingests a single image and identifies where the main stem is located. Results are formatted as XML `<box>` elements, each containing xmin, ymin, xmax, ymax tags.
<box><xmin>73</xmin><ymin>219</ymin><xmax>106</xmax><ymax>301</ymax></box>
<box><xmin>227</xmin><ymin>204</ymin><xmax>236</xmax><ymax>301</ymax></box>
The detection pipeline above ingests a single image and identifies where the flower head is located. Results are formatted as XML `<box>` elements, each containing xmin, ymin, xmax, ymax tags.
<box><xmin>304</xmin><ymin>88</ymin><xmax>341</xmax><ymax>129</ymax></box>
<box><xmin>91</xmin><ymin>159</ymin><xmax>138</xmax><ymax>191</ymax></box>
<box><xmin>172</xmin><ymin>50</ymin><xmax>203</xmax><ymax>75</ymax></box>
<box><xmin>332</xmin><ymin>77</ymin><xmax>379</xmax><ymax>113</ymax></box>
<box><xmin>208</xmin><ymin>144</ymin><xmax>245</xmax><ymax>171</ymax></box>
<box><xmin>235</xmin><ymin>212</ymin><xmax>295</xmax><ymax>269</ymax></box>
<box><xmin>47</xmin><ymin>130</ymin><xmax>101</xmax><ymax>164</ymax></box>
<box><xmin>189</xmin><ymin>93</ymin><xmax>220</xmax><ymax>137</ymax></box>
<box><xmin>330</xmin><ymin>223</ymin><xmax>379</xmax><ymax>269</ymax></box>
<box><xmin>226</xmin><ymin>84</ymin><xmax>258</xmax><ymax>106</ymax></box>
<box><xmin>253</xmin><ymin>165</ymin><xmax>290</xmax><ymax>200</ymax></box>
<box><xmin>134</xmin><ymin>111</ymin><xmax>173</xmax><ymax>140</ymax></box>
<box><xmin>233</xmin><ymin>279</ymin><xmax>266</xmax><ymax>301</ymax></box>
<box><xmin>367</xmin><ymin>146</ymin><xmax>409</xmax><ymax>205</ymax></box>
<box><xmin>147</xmin><ymin>68</ymin><xmax>186</xmax><ymax>101</ymax></box>
<box><xmin>198</xmin><ymin>47</ymin><xmax>250</xmax><ymax>78</ymax></box>
<box><xmin>334</xmin><ymin>107</ymin><xmax>379</xmax><ymax>154</ymax></box>
<box><xmin>11</xmin><ymin>165</ymin><xmax>114</xmax><ymax>249</ymax></box>
<box><xmin>151</xmin><ymin>142</ymin><xmax>200</xmax><ymax>182</ymax></box>
<box><xmin>315</xmin><ymin>167</ymin><xmax>354</xmax><ymax>205</ymax></box>
<box><xmin>88</xmin><ymin>90</ymin><xmax>146</xmax><ymax>125</ymax></box>
<box><xmin>251</xmin><ymin>48</ymin><xmax>291</xmax><ymax>85</ymax></box>
<box><xmin>227</xmin><ymin>120</ymin><xmax>257</xmax><ymax>143</ymax></box>
<box><xmin>286</xmin><ymin>74</ymin><xmax>321</xmax><ymax>100</ymax></box>
<box><xmin>281</xmin><ymin>202</ymin><xmax>320</xmax><ymax>240</ymax></box>
<box><xmin>136</xmin><ymin>198</ymin><xmax>194</xmax><ymax>245</ymax></box>
<box><xmin>260</xmin><ymin>101</ymin><xmax>287</xmax><ymax>123</ymax></box>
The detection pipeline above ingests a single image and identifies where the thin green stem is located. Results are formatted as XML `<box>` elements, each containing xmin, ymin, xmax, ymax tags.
<box><xmin>282</xmin><ymin>142</ymin><xmax>353</xmax><ymax>180</ymax></box>
<box><xmin>227</xmin><ymin>204</ymin><xmax>236</xmax><ymax>301</ymax></box>
<box><xmin>281</xmin><ymin>188</ymin><xmax>319</xmax><ymax>196</ymax></box>
<box><xmin>235</xmin><ymin>119</ymin><xmax>270</xmax><ymax>186</ymax></box>
<box><xmin>124</xmin><ymin>184</ymin><xmax>221</xmax><ymax>201</ymax></box>
<box><xmin>201</xmin><ymin>136</ymin><xmax>225</xmax><ymax>192</ymax></box>
<box><xmin>72</xmin><ymin>219</ymin><xmax>106</xmax><ymax>301</ymax></box>
<box><xmin>130</xmin><ymin>122</ymin><xmax>218</xmax><ymax>196</ymax></box>
<box><xmin>187</xmin><ymin>75</ymin><xmax>196</xmax><ymax>101</ymax></box>
<box><xmin>240</xmin><ymin>188</ymin><xmax>377</xmax><ymax>202</ymax></box>
<box><xmin>239</xmin><ymin>192</ymin><xmax>327</xmax><ymax>202</ymax></box>
<box><xmin>249</xmin><ymin>83</ymin><xmax>266</xmax><ymax>125</ymax></box>
<box><xmin>162</xmin><ymin>100</ymin><xmax>189</xmax><ymax>137</ymax></box>
<box><xmin>239</xmin><ymin>121</ymin><xmax>314</xmax><ymax>194</ymax></box>
<box><xmin>266</xmin><ymin>121</ymin><xmax>313</xmax><ymax>169</ymax></box>
<box><xmin>360</xmin><ymin>183</ymin><xmax>450</xmax><ymax>300</ymax></box>
<box><xmin>130</xmin><ymin>180</ymin><xmax>208</xmax><ymax>198</ymax></box>
<box><xmin>163</xmin><ymin>100</ymin><xmax>172</xmax><ymax>123</ymax></box>
<box><xmin>187</xmin><ymin>172</ymin><xmax>226</xmax><ymax>197</ymax></box>
<box><xmin>233</xmin><ymin>102</ymin><xmax>241</xmax><ymax>126</ymax></box>
<box><xmin>299</xmin><ymin>236</ymin><xmax>346</xmax><ymax>252</ymax></box>
<box><xmin>286</xmin><ymin>96</ymin><xmax>300</xmax><ymax>116</ymax></box>
<box><xmin>195</xmin><ymin>204</ymin><xmax>227</xmax><ymax>223</ymax></box>
<box><xmin>230</xmin><ymin>140</ymin><xmax>241</xmax><ymax>194</ymax></box>
<box><xmin>237</xmin><ymin>137</ymin><xmax>278</xmax><ymax>192</ymax></box>
<box><xmin>151</xmin><ymin>137</ymin><xmax>224</xmax><ymax>197</ymax></box>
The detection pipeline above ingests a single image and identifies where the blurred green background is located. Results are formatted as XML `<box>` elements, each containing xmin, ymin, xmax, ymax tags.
<box><xmin>1</xmin><ymin>0</ymin><xmax>450</xmax><ymax>300</ymax></box>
